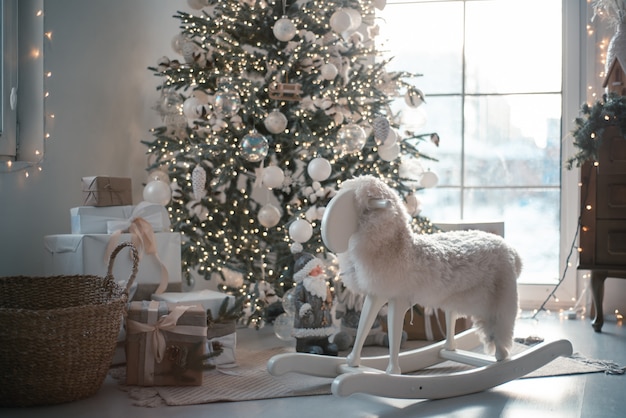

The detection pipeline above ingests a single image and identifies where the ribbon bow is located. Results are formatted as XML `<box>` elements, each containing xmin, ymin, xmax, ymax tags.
<box><xmin>106</xmin><ymin>201</ymin><xmax>169</xmax><ymax>234</ymax></box>
<box><xmin>127</xmin><ymin>303</ymin><xmax>207</xmax><ymax>363</ymax></box>
<box><xmin>105</xmin><ymin>205</ymin><xmax>170</xmax><ymax>294</ymax></box>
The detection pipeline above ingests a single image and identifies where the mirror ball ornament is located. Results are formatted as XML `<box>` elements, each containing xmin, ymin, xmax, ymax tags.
<box><xmin>336</xmin><ymin>123</ymin><xmax>367</xmax><ymax>154</ymax></box>
<box><xmin>273</xmin><ymin>16</ymin><xmax>297</xmax><ymax>42</ymax></box>
<box><xmin>214</xmin><ymin>85</ymin><xmax>242</xmax><ymax>118</ymax></box>
<box><xmin>263</xmin><ymin>109</ymin><xmax>288</xmax><ymax>134</ymax></box>
<box><xmin>289</xmin><ymin>219</ymin><xmax>313</xmax><ymax>243</ymax></box>
<box><xmin>273</xmin><ymin>312</ymin><xmax>294</xmax><ymax>341</ymax></box>
<box><xmin>307</xmin><ymin>157</ymin><xmax>332</xmax><ymax>181</ymax></box>
<box><xmin>143</xmin><ymin>180</ymin><xmax>172</xmax><ymax>206</ymax></box>
<box><xmin>240</xmin><ymin>132</ymin><xmax>269</xmax><ymax>162</ymax></box>
<box><xmin>258</xmin><ymin>203</ymin><xmax>281</xmax><ymax>228</ymax></box>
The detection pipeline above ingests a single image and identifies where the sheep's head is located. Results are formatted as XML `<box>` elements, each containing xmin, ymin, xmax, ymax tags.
<box><xmin>341</xmin><ymin>175</ymin><xmax>411</xmax><ymax>228</ymax></box>
<box><xmin>322</xmin><ymin>175</ymin><xmax>412</xmax><ymax>255</ymax></box>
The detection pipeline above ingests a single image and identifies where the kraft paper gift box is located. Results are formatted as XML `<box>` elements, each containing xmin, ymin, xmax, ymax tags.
<box><xmin>70</xmin><ymin>201</ymin><xmax>170</xmax><ymax>234</ymax></box>
<box><xmin>151</xmin><ymin>290</ymin><xmax>237</xmax><ymax>366</ymax></box>
<box><xmin>43</xmin><ymin>232</ymin><xmax>182</xmax><ymax>295</ymax></box>
<box><xmin>399</xmin><ymin>307</ymin><xmax>473</xmax><ymax>341</ymax></box>
<box><xmin>125</xmin><ymin>301</ymin><xmax>207</xmax><ymax>386</ymax></box>
<box><xmin>82</xmin><ymin>176</ymin><xmax>132</xmax><ymax>207</ymax></box>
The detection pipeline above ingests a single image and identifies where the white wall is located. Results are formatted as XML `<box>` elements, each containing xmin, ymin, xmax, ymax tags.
<box><xmin>0</xmin><ymin>0</ymin><xmax>186</xmax><ymax>276</ymax></box>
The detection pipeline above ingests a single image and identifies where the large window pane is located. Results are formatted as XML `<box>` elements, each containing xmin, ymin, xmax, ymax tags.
<box><xmin>464</xmin><ymin>188</ymin><xmax>560</xmax><ymax>283</ymax></box>
<box><xmin>464</xmin><ymin>94</ymin><xmax>561</xmax><ymax>187</ymax></box>
<box><xmin>465</xmin><ymin>0</ymin><xmax>562</xmax><ymax>94</ymax></box>
<box><xmin>379</xmin><ymin>1</ymin><xmax>464</xmax><ymax>94</ymax></box>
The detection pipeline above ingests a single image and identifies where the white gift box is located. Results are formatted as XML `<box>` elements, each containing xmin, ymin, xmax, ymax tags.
<box><xmin>151</xmin><ymin>289</ymin><xmax>234</xmax><ymax>318</ymax></box>
<box><xmin>43</xmin><ymin>232</ymin><xmax>182</xmax><ymax>289</ymax></box>
<box><xmin>70</xmin><ymin>201</ymin><xmax>170</xmax><ymax>234</ymax></box>
<box><xmin>434</xmin><ymin>220</ymin><xmax>505</xmax><ymax>237</ymax></box>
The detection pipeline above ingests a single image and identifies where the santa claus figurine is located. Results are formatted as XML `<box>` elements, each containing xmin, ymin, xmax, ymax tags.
<box><xmin>292</xmin><ymin>252</ymin><xmax>338</xmax><ymax>356</ymax></box>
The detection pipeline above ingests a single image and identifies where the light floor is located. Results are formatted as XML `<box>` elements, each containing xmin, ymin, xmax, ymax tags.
<box><xmin>1</xmin><ymin>311</ymin><xmax>624</xmax><ymax>418</ymax></box>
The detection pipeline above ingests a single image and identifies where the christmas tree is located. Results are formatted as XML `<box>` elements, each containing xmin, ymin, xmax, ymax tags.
<box><xmin>144</xmin><ymin>0</ymin><xmax>439</xmax><ymax>325</ymax></box>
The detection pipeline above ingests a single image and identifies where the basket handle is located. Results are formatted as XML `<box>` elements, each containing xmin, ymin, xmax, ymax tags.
<box><xmin>107</xmin><ymin>241</ymin><xmax>139</xmax><ymax>293</ymax></box>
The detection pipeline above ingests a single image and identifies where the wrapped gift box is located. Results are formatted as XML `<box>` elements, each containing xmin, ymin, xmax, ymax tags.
<box><xmin>151</xmin><ymin>290</ymin><xmax>235</xmax><ymax>317</ymax></box>
<box><xmin>400</xmin><ymin>307</ymin><xmax>473</xmax><ymax>341</ymax></box>
<box><xmin>152</xmin><ymin>290</ymin><xmax>237</xmax><ymax>366</ymax></box>
<box><xmin>43</xmin><ymin>232</ymin><xmax>182</xmax><ymax>294</ymax></box>
<box><xmin>70</xmin><ymin>202</ymin><xmax>170</xmax><ymax>234</ymax></box>
<box><xmin>82</xmin><ymin>176</ymin><xmax>132</xmax><ymax>207</ymax></box>
<box><xmin>434</xmin><ymin>220</ymin><xmax>505</xmax><ymax>237</ymax></box>
<box><xmin>125</xmin><ymin>301</ymin><xmax>207</xmax><ymax>386</ymax></box>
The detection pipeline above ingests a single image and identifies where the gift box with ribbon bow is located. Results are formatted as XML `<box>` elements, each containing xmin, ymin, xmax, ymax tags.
<box><xmin>125</xmin><ymin>301</ymin><xmax>207</xmax><ymax>386</ymax></box>
<box><xmin>151</xmin><ymin>290</ymin><xmax>238</xmax><ymax>367</ymax></box>
<box><xmin>70</xmin><ymin>202</ymin><xmax>170</xmax><ymax>235</ymax></box>
<box><xmin>82</xmin><ymin>176</ymin><xmax>132</xmax><ymax>207</ymax></box>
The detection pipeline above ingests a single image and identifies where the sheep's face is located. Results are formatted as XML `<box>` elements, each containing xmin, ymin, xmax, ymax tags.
<box><xmin>341</xmin><ymin>175</ymin><xmax>411</xmax><ymax>234</ymax></box>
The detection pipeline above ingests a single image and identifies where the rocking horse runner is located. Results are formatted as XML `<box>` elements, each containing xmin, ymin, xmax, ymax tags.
<box><xmin>268</xmin><ymin>175</ymin><xmax>573</xmax><ymax>399</ymax></box>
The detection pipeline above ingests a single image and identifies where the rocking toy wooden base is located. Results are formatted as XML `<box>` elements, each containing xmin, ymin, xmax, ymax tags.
<box><xmin>267</xmin><ymin>329</ymin><xmax>573</xmax><ymax>400</ymax></box>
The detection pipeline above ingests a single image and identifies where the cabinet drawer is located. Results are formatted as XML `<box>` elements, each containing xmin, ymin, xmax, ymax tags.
<box><xmin>596</xmin><ymin>220</ymin><xmax>626</xmax><ymax>265</ymax></box>
<box><xmin>598</xmin><ymin>131</ymin><xmax>626</xmax><ymax>175</ymax></box>
<box><xmin>596</xmin><ymin>174</ymin><xmax>626</xmax><ymax>219</ymax></box>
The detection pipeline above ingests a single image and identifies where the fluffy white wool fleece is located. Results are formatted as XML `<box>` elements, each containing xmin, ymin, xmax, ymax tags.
<box><xmin>339</xmin><ymin>175</ymin><xmax>522</xmax><ymax>324</ymax></box>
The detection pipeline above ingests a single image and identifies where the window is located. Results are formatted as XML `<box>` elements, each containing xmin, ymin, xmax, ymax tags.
<box><xmin>0</xmin><ymin>0</ymin><xmax>45</xmax><ymax>173</ymax></box>
<box><xmin>378</xmin><ymin>0</ymin><xmax>580</xmax><ymax>297</ymax></box>
<box><xmin>1</xmin><ymin>0</ymin><xmax>18</xmax><ymax>160</ymax></box>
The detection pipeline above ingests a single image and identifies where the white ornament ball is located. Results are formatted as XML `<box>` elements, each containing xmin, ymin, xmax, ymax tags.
<box><xmin>182</xmin><ymin>96</ymin><xmax>203</xmax><ymax>119</ymax></box>
<box><xmin>384</xmin><ymin>128</ymin><xmax>399</xmax><ymax>147</ymax></box>
<box><xmin>378</xmin><ymin>142</ymin><xmax>400</xmax><ymax>161</ymax></box>
<box><xmin>262</xmin><ymin>165</ymin><xmax>285</xmax><ymax>189</ymax></box>
<box><xmin>258</xmin><ymin>204</ymin><xmax>281</xmax><ymax>228</ymax></box>
<box><xmin>263</xmin><ymin>109</ymin><xmax>288</xmax><ymax>134</ymax></box>
<box><xmin>289</xmin><ymin>219</ymin><xmax>313</xmax><ymax>243</ymax></box>
<box><xmin>320</xmin><ymin>63</ymin><xmax>338</xmax><ymax>80</ymax></box>
<box><xmin>373</xmin><ymin>0</ymin><xmax>387</xmax><ymax>11</ymax></box>
<box><xmin>420</xmin><ymin>171</ymin><xmax>439</xmax><ymax>188</ymax></box>
<box><xmin>273</xmin><ymin>312</ymin><xmax>294</xmax><ymax>341</ymax></box>
<box><xmin>345</xmin><ymin>8</ymin><xmax>362</xmax><ymax>31</ymax></box>
<box><xmin>148</xmin><ymin>170</ymin><xmax>170</xmax><ymax>184</ymax></box>
<box><xmin>330</xmin><ymin>9</ymin><xmax>352</xmax><ymax>33</ymax></box>
<box><xmin>143</xmin><ymin>180</ymin><xmax>172</xmax><ymax>206</ymax></box>
<box><xmin>273</xmin><ymin>16</ymin><xmax>297</xmax><ymax>42</ymax></box>
<box><xmin>405</xmin><ymin>88</ymin><xmax>425</xmax><ymax>108</ymax></box>
<box><xmin>307</xmin><ymin>157</ymin><xmax>332</xmax><ymax>181</ymax></box>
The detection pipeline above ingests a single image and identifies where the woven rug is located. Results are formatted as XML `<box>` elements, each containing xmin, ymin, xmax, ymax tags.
<box><xmin>112</xmin><ymin>342</ymin><xmax>624</xmax><ymax>407</ymax></box>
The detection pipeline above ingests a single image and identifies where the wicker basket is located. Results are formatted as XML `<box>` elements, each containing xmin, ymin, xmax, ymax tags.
<box><xmin>0</xmin><ymin>242</ymin><xmax>138</xmax><ymax>407</ymax></box>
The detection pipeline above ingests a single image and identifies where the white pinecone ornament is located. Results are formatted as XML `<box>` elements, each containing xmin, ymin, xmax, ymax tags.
<box><xmin>192</xmin><ymin>164</ymin><xmax>207</xmax><ymax>200</ymax></box>
<box><xmin>373</xmin><ymin>116</ymin><xmax>390</xmax><ymax>145</ymax></box>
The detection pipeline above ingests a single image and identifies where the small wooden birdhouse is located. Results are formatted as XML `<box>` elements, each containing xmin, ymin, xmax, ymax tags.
<box><xmin>603</xmin><ymin>51</ymin><xmax>626</xmax><ymax>95</ymax></box>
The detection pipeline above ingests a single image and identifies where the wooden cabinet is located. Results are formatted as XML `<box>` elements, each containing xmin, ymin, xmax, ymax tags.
<box><xmin>578</xmin><ymin>126</ymin><xmax>626</xmax><ymax>332</ymax></box>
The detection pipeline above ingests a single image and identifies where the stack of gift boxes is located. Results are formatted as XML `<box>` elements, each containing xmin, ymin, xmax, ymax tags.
<box><xmin>43</xmin><ymin>176</ymin><xmax>237</xmax><ymax>386</ymax></box>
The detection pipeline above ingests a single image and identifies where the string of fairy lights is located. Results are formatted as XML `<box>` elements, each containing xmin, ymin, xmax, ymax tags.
<box><xmin>532</xmin><ymin>1</ymin><xmax>624</xmax><ymax>321</ymax></box>
<box><xmin>0</xmin><ymin>8</ymin><xmax>54</xmax><ymax>178</ymax></box>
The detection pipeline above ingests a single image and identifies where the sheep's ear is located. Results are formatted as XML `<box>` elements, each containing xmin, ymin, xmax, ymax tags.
<box><xmin>367</xmin><ymin>198</ymin><xmax>391</xmax><ymax>209</ymax></box>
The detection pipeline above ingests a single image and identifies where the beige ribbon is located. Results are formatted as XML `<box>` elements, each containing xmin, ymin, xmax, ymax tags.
<box><xmin>105</xmin><ymin>217</ymin><xmax>169</xmax><ymax>295</ymax></box>
<box><xmin>127</xmin><ymin>302</ymin><xmax>207</xmax><ymax>384</ymax></box>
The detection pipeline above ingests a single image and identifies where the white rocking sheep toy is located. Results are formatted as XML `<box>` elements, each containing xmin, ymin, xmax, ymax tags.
<box><xmin>268</xmin><ymin>175</ymin><xmax>573</xmax><ymax>399</ymax></box>
<box><xmin>328</xmin><ymin>175</ymin><xmax>521</xmax><ymax>374</ymax></box>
